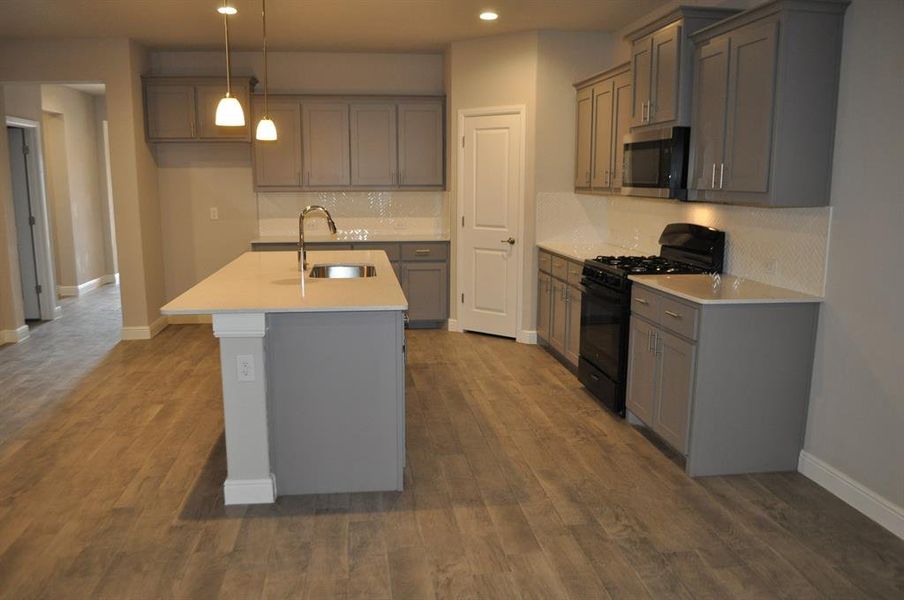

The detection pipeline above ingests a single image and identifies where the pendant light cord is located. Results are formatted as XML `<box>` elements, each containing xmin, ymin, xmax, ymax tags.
<box><xmin>223</xmin><ymin>1</ymin><xmax>233</xmax><ymax>97</ymax></box>
<box><xmin>262</xmin><ymin>0</ymin><xmax>269</xmax><ymax>117</ymax></box>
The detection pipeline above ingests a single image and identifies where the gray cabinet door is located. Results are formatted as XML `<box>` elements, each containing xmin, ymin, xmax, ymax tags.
<box><xmin>302</xmin><ymin>102</ymin><xmax>350</xmax><ymax>187</ymax></box>
<box><xmin>398</xmin><ymin>102</ymin><xmax>443</xmax><ymax>187</ymax></box>
<box><xmin>591</xmin><ymin>79</ymin><xmax>614</xmax><ymax>190</ymax></box>
<box><xmin>403</xmin><ymin>262</ymin><xmax>447</xmax><ymax>322</ymax></box>
<box><xmin>612</xmin><ymin>72</ymin><xmax>633</xmax><ymax>189</ymax></box>
<box><xmin>549</xmin><ymin>279</ymin><xmax>568</xmax><ymax>355</ymax></box>
<box><xmin>691</xmin><ymin>36</ymin><xmax>730</xmax><ymax>192</ymax></box>
<box><xmin>574</xmin><ymin>87</ymin><xmax>593</xmax><ymax>188</ymax></box>
<box><xmin>350</xmin><ymin>103</ymin><xmax>398</xmax><ymax>186</ymax></box>
<box><xmin>537</xmin><ymin>273</ymin><xmax>551</xmax><ymax>343</ymax></box>
<box><xmin>650</xmin><ymin>23</ymin><xmax>681</xmax><ymax>125</ymax></box>
<box><xmin>196</xmin><ymin>83</ymin><xmax>250</xmax><ymax>140</ymax></box>
<box><xmin>565</xmin><ymin>285</ymin><xmax>582</xmax><ymax>366</ymax></box>
<box><xmin>254</xmin><ymin>101</ymin><xmax>302</xmax><ymax>188</ymax></box>
<box><xmin>723</xmin><ymin>20</ymin><xmax>778</xmax><ymax>194</ymax></box>
<box><xmin>630</xmin><ymin>37</ymin><xmax>653</xmax><ymax>127</ymax></box>
<box><xmin>626</xmin><ymin>317</ymin><xmax>657</xmax><ymax>424</ymax></box>
<box><xmin>146</xmin><ymin>84</ymin><xmax>196</xmax><ymax>140</ymax></box>
<box><xmin>654</xmin><ymin>329</ymin><xmax>695</xmax><ymax>454</ymax></box>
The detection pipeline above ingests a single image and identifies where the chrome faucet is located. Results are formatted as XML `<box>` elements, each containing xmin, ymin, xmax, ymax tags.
<box><xmin>298</xmin><ymin>205</ymin><xmax>338</xmax><ymax>270</ymax></box>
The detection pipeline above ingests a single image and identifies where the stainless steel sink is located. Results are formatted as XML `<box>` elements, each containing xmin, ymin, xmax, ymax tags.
<box><xmin>308</xmin><ymin>264</ymin><xmax>376</xmax><ymax>279</ymax></box>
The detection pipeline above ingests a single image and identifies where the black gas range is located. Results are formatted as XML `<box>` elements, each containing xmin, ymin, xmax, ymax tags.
<box><xmin>577</xmin><ymin>223</ymin><xmax>725</xmax><ymax>416</ymax></box>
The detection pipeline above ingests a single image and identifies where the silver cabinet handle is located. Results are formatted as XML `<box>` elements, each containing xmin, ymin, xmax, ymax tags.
<box><xmin>711</xmin><ymin>163</ymin><xmax>716</xmax><ymax>189</ymax></box>
<box><xmin>647</xmin><ymin>330</ymin><xmax>654</xmax><ymax>352</ymax></box>
<box><xmin>414</xmin><ymin>249</ymin><xmax>431</xmax><ymax>256</ymax></box>
<box><xmin>605</xmin><ymin>170</ymin><xmax>611</xmax><ymax>187</ymax></box>
<box><xmin>642</xmin><ymin>101</ymin><xmax>648</xmax><ymax>124</ymax></box>
<box><xmin>665</xmin><ymin>310</ymin><xmax>682</xmax><ymax>320</ymax></box>
<box><xmin>561</xmin><ymin>285</ymin><xmax>567</xmax><ymax>301</ymax></box>
<box><xmin>306</xmin><ymin>171</ymin><xmax>311</xmax><ymax>184</ymax></box>
<box><xmin>719</xmin><ymin>163</ymin><xmax>724</xmax><ymax>190</ymax></box>
<box><xmin>501</xmin><ymin>237</ymin><xmax>516</xmax><ymax>245</ymax></box>
<box><xmin>655</xmin><ymin>333</ymin><xmax>662</xmax><ymax>355</ymax></box>
<box><xmin>634</xmin><ymin>297</ymin><xmax>649</xmax><ymax>305</ymax></box>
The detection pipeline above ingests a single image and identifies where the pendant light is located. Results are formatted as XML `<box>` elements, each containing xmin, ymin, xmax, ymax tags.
<box><xmin>255</xmin><ymin>0</ymin><xmax>278</xmax><ymax>140</ymax></box>
<box><xmin>215</xmin><ymin>1</ymin><xmax>246</xmax><ymax>127</ymax></box>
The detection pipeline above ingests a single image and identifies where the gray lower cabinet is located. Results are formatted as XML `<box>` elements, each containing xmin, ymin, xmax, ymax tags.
<box><xmin>537</xmin><ymin>249</ymin><xmax>582</xmax><ymax>368</ymax></box>
<box><xmin>626</xmin><ymin>282</ymin><xmax>819</xmax><ymax>476</ymax></box>
<box><xmin>251</xmin><ymin>240</ymin><xmax>449</xmax><ymax>327</ymax></box>
<box><xmin>688</xmin><ymin>0</ymin><xmax>848</xmax><ymax>207</ymax></box>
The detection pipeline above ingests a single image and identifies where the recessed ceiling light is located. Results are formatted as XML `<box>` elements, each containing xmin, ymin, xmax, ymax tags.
<box><xmin>479</xmin><ymin>11</ymin><xmax>499</xmax><ymax>21</ymax></box>
<box><xmin>217</xmin><ymin>5</ymin><xmax>237</xmax><ymax>15</ymax></box>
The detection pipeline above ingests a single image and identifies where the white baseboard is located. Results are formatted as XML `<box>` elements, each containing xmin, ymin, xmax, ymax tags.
<box><xmin>0</xmin><ymin>325</ymin><xmax>30</xmax><ymax>344</ymax></box>
<box><xmin>517</xmin><ymin>329</ymin><xmax>538</xmax><ymax>344</ymax></box>
<box><xmin>120</xmin><ymin>315</ymin><xmax>168</xmax><ymax>341</ymax></box>
<box><xmin>167</xmin><ymin>314</ymin><xmax>213</xmax><ymax>325</ymax></box>
<box><xmin>798</xmin><ymin>450</ymin><xmax>904</xmax><ymax>540</ymax></box>
<box><xmin>58</xmin><ymin>274</ymin><xmax>117</xmax><ymax>297</ymax></box>
<box><xmin>223</xmin><ymin>474</ymin><xmax>277</xmax><ymax>505</ymax></box>
<box><xmin>447</xmin><ymin>318</ymin><xmax>463</xmax><ymax>333</ymax></box>
<box><xmin>52</xmin><ymin>305</ymin><xmax>63</xmax><ymax>320</ymax></box>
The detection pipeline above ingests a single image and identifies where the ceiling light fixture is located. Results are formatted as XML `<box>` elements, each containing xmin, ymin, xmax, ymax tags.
<box><xmin>479</xmin><ymin>11</ymin><xmax>499</xmax><ymax>21</ymax></box>
<box><xmin>255</xmin><ymin>0</ymin><xmax>278</xmax><ymax>141</ymax></box>
<box><xmin>215</xmin><ymin>1</ymin><xmax>246</xmax><ymax>127</ymax></box>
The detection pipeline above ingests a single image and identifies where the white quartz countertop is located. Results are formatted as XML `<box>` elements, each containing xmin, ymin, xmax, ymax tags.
<box><xmin>537</xmin><ymin>241</ymin><xmax>643</xmax><ymax>263</ymax></box>
<box><xmin>629</xmin><ymin>274</ymin><xmax>823</xmax><ymax>305</ymax></box>
<box><xmin>161</xmin><ymin>250</ymin><xmax>408</xmax><ymax>315</ymax></box>
<box><xmin>252</xmin><ymin>233</ymin><xmax>450</xmax><ymax>244</ymax></box>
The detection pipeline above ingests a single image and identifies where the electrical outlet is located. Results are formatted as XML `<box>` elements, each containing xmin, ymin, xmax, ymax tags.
<box><xmin>236</xmin><ymin>354</ymin><xmax>255</xmax><ymax>382</ymax></box>
<box><xmin>210</xmin><ymin>207</ymin><xmax>219</xmax><ymax>221</ymax></box>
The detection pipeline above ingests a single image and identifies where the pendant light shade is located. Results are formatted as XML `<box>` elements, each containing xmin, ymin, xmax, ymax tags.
<box><xmin>216</xmin><ymin>1</ymin><xmax>245</xmax><ymax>127</ymax></box>
<box><xmin>255</xmin><ymin>0</ymin><xmax>278</xmax><ymax>141</ymax></box>
<box><xmin>255</xmin><ymin>118</ymin><xmax>278</xmax><ymax>141</ymax></box>
<box><xmin>216</xmin><ymin>95</ymin><xmax>246</xmax><ymax>126</ymax></box>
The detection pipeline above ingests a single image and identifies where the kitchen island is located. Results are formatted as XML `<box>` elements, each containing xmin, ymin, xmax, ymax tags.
<box><xmin>162</xmin><ymin>250</ymin><xmax>408</xmax><ymax>504</ymax></box>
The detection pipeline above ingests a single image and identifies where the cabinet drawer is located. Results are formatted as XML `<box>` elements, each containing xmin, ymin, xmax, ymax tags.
<box><xmin>631</xmin><ymin>286</ymin><xmax>661</xmax><ymax>322</ymax></box>
<box><xmin>659</xmin><ymin>295</ymin><xmax>700</xmax><ymax>341</ymax></box>
<box><xmin>353</xmin><ymin>242</ymin><xmax>401</xmax><ymax>261</ymax></box>
<box><xmin>401</xmin><ymin>242</ymin><xmax>449</xmax><ymax>261</ymax></box>
<box><xmin>566</xmin><ymin>260</ymin><xmax>584</xmax><ymax>287</ymax></box>
<box><xmin>538</xmin><ymin>251</ymin><xmax>552</xmax><ymax>274</ymax></box>
<box><xmin>551</xmin><ymin>255</ymin><xmax>568</xmax><ymax>281</ymax></box>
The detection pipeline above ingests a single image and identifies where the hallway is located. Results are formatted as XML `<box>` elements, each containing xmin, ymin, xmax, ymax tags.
<box><xmin>0</xmin><ymin>289</ymin><xmax>901</xmax><ymax>598</ymax></box>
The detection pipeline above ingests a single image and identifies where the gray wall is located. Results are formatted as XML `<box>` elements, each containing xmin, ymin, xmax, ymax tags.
<box><xmin>804</xmin><ymin>0</ymin><xmax>904</xmax><ymax>509</ymax></box>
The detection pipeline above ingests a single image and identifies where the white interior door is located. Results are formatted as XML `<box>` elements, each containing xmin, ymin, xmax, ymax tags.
<box><xmin>459</xmin><ymin>110</ymin><xmax>523</xmax><ymax>338</ymax></box>
<box><xmin>7</xmin><ymin>127</ymin><xmax>41</xmax><ymax>320</ymax></box>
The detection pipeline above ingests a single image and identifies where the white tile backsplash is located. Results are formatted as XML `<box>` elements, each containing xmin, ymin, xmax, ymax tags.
<box><xmin>537</xmin><ymin>192</ymin><xmax>831</xmax><ymax>296</ymax></box>
<box><xmin>258</xmin><ymin>191</ymin><xmax>448</xmax><ymax>238</ymax></box>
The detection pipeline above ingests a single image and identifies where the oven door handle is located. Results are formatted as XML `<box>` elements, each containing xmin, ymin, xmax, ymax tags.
<box><xmin>580</xmin><ymin>279</ymin><xmax>625</xmax><ymax>301</ymax></box>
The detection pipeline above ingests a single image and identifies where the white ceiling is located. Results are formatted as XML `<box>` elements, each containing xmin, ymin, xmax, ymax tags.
<box><xmin>0</xmin><ymin>0</ymin><xmax>668</xmax><ymax>52</ymax></box>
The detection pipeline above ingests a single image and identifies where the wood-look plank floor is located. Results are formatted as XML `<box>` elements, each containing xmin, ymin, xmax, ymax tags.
<box><xmin>1</xmin><ymin>284</ymin><xmax>902</xmax><ymax>599</ymax></box>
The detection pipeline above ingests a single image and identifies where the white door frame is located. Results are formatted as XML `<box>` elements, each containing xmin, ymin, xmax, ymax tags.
<box><xmin>6</xmin><ymin>116</ymin><xmax>60</xmax><ymax>321</ymax></box>
<box><xmin>455</xmin><ymin>105</ymin><xmax>527</xmax><ymax>341</ymax></box>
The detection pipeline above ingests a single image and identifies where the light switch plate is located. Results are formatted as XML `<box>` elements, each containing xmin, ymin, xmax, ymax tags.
<box><xmin>210</xmin><ymin>207</ymin><xmax>219</xmax><ymax>221</ymax></box>
<box><xmin>237</xmin><ymin>354</ymin><xmax>255</xmax><ymax>382</ymax></box>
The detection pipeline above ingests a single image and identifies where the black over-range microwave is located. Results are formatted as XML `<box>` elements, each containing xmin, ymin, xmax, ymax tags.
<box><xmin>621</xmin><ymin>126</ymin><xmax>690</xmax><ymax>200</ymax></box>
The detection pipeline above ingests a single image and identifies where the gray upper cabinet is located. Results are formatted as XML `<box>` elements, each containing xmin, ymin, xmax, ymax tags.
<box><xmin>253</xmin><ymin>100</ymin><xmax>302</xmax><ymax>188</ymax></box>
<box><xmin>302</xmin><ymin>102</ymin><xmax>351</xmax><ymax>187</ymax></box>
<box><xmin>146</xmin><ymin>84</ymin><xmax>196</xmax><ymax>140</ymax></box>
<box><xmin>574</xmin><ymin>63</ymin><xmax>631</xmax><ymax>194</ymax></box>
<box><xmin>143</xmin><ymin>77</ymin><xmax>255</xmax><ymax>143</ymax></box>
<box><xmin>689</xmin><ymin>0</ymin><xmax>847</xmax><ymax>207</ymax></box>
<box><xmin>398</xmin><ymin>102</ymin><xmax>444</xmax><ymax>187</ymax></box>
<box><xmin>574</xmin><ymin>87</ymin><xmax>593</xmax><ymax>188</ymax></box>
<box><xmin>350</xmin><ymin>103</ymin><xmax>398</xmax><ymax>187</ymax></box>
<box><xmin>626</xmin><ymin>7</ymin><xmax>740</xmax><ymax>130</ymax></box>
<box><xmin>196</xmin><ymin>84</ymin><xmax>250</xmax><ymax>140</ymax></box>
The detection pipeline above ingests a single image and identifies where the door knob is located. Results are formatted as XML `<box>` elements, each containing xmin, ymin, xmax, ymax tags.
<box><xmin>501</xmin><ymin>237</ymin><xmax>516</xmax><ymax>245</ymax></box>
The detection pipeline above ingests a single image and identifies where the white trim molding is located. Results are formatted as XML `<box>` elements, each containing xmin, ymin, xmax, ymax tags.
<box><xmin>0</xmin><ymin>325</ymin><xmax>30</xmax><ymax>345</ymax></box>
<box><xmin>517</xmin><ymin>329</ymin><xmax>538</xmax><ymax>345</ymax></box>
<box><xmin>223</xmin><ymin>474</ymin><xmax>277</xmax><ymax>505</ymax></box>
<box><xmin>447</xmin><ymin>318</ymin><xmax>463</xmax><ymax>333</ymax></box>
<box><xmin>120</xmin><ymin>316</ymin><xmax>168</xmax><ymax>341</ymax></box>
<box><xmin>213</xmin><ymin>313</ymin><xmax>267</xmax><ymax>338</ymax></box>
<box><xmin>799</xmin><ymin>450</ymin><xmax>904</xmax><ymax>540</ymax></box>
<box><xmin>58</xmin><ymin>274</ymin><xmax>116</xmax><ymax>297</ymax></box>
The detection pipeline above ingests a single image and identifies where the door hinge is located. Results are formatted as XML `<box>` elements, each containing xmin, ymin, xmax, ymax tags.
<box><xmin>28</xmin><ymin>216</ymin><xmax>36</xmax><ymax>226</ymax></box>
<box><xmin>461</xmin><ymin>136</ymin><xmax>465</xmax><ymax>148</ymax></box>
<box><xmin>35</xmin><ymin>284</ymin><xmax>42</xmax><ymax>294</ymax></box>
<box><xmin>461</xmin><ymin>293</ymin><xmax>464</xmax><ymax>303</ymax></box>
<box><xmin>461</xmin><ymin>215</ymin><xmax>464</xmax><ymax>227</ymax></box>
